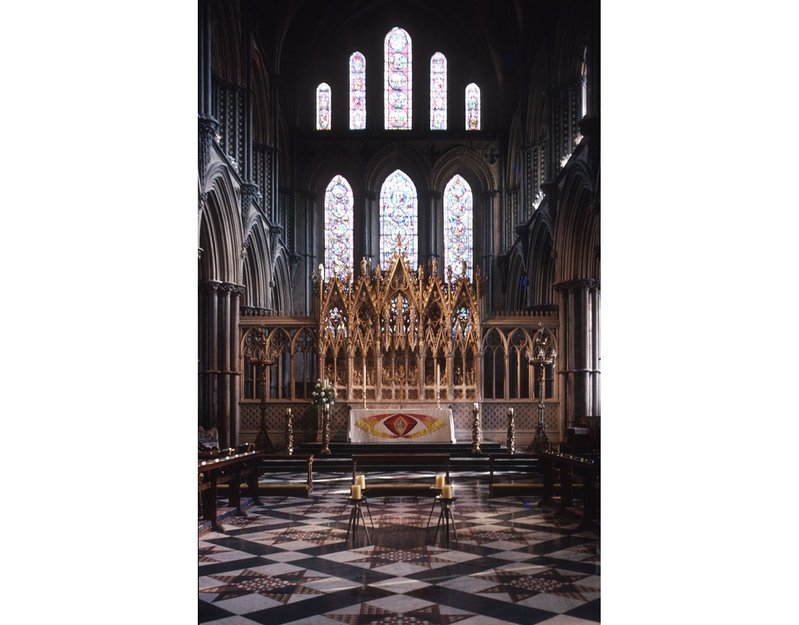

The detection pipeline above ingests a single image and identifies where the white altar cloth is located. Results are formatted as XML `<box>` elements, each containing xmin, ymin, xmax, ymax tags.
<box><xmin>349</xmin><ymin>407</ymin><xmax>455</xmax><ymax>444</ymax></box>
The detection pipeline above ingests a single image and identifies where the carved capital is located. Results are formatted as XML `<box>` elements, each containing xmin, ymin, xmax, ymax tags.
<box><xmin>481</xmin><ymin>142</ymin><xmax>499</xmax><ymax>165</ymax></box>
<box><xmin>198</xmin><ymin>114</ymin><xmax>219</xmax><ymax>180</ymax></box>
<box><xmin>220</xmin><ymin>282</ymin><xmax>245</xmax><ymax>297</ymax></box>
<box><xmin>199</xmin><ymin>280</ymin><xmax>222</xmax><ymax>294</ymax></box>
<box><xmin>198</xmin><ymin>114</ymin><xmax>219</xmax><ymax>140</ymax></box>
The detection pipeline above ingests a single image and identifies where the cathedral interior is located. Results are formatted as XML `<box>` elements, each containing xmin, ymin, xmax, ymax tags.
<box><xmin>198</xmin><ymin>0</ymin><xmax>600</xmax><ymax>451</ymax></box>
<box><xmin>8</xmin><ymin>2</ymin><xmax>799</xmax><ymax>625</ymax></box>
<box><xmin>197</xmin><ymin>0</ymin><xmax>601</xmax><ymax>625</ymax></box>
<box><xmin>196</xmin><ymin>2</ymin><xmax>600</xmax><ymax>623</ymax></box>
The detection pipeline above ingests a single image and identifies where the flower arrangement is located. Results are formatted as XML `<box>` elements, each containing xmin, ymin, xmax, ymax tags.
<box><xmin>312</xmin><ymin>378</ymin><xmax>336</xmax><ymax>408</ymax></box>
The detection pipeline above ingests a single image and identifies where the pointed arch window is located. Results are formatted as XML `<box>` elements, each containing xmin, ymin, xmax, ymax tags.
<box><xmin>430</xmin><ymin>52</ymin><xmax>447</xmax><ymax>130</ymax></box>
<box><xmin>444</xmin><ymin>174</ymin><xmax>473</xmax><ymax>279</ymax></box>
<box><xmin>465</xmin><ymin>83</ymin><xmax>480</xmax><ymax>130</ymax></box>
<box><xmin>581</xmin><ymin>46</ymin><xmax>588</xmax><ymax>119</ymax></box>
<box><xmin>324</xmin><ymin>175</ymin><xmax>354</xmax><ymax>278</ymax></box>
<box><xmin>379</xmin><ymin>169</ymin><xmax>417</xmax><ymax>267</ymax></box>
<box><xmin>316</xmin><ymin>82</ymin><xmax>331</xmax><ymax>130</ymax></box>
<box><xmin>384</xmin><ymin>27</ymin><xmax>412</xmax><ymax>130</ymax></box>
<box><xmin>349</xmin><ymin>52</ymin><xmax>366</xmax><ymax>129</ymax></box>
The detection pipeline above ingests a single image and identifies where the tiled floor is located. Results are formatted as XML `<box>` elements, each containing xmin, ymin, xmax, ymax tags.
<box><xmin>199</xmin><ymin>472</ymin><xmax>599</xmax><ymax>624</ymax></box>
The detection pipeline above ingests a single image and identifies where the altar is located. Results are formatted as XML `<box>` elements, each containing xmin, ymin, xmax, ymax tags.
<box><xmin>349</xmin><ymin>407</ymin><xmax>456</xmax><ymax>444</ymax></box>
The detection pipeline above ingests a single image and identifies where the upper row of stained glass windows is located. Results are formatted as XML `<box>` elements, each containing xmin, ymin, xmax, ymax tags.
<box><xmin>316</xmin><ymin>27</ymin><xmax>481</xmax><ymax>131</ymax></box>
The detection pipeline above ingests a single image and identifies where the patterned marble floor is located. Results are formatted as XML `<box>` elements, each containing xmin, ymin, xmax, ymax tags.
<box><xmin>199</xmin><ymin>473</ymin><xmax>599</xmax><ymax>625</ymax></box>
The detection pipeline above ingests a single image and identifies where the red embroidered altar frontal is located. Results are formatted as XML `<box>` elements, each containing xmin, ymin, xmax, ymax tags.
<box><xmin>349</xmin><ymin>408</ymin><xmax>455</xmax><ymax>443</ymax></box>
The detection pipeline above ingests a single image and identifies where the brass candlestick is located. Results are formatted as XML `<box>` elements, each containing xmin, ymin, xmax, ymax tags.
<box><xmin>471</xmin><ymin>402</ymin><xmax>482</xmax><ymax>455</ymax></box>
<box><xmin>506</xmin><ymin>407</ymin><xmax>516</xmax><ymax>454</ymax></box>
<box><xmin>527</xmin><ymin>326</ymin><xmax>557</xmax><ymax>453</ymax></box>
<box><xmin>320</xmin><ymin>403</ymin><xmax>331</xmax><ymax>455</ymax></box>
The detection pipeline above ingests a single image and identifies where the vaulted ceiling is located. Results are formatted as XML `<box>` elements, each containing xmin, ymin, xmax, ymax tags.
<box><xmin>246</xmin><ymin>0</ymin><xmax>597</xmax><ymax>131</ymax></box>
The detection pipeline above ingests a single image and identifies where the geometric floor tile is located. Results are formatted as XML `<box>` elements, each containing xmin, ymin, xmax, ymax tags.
<box><xmin>199</xmin><ymin>472</ymin><xmax>600</xmax><ymax>625</ymax></box>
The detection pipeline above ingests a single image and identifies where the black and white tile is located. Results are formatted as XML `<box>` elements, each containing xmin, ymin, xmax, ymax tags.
<box><xmin>199</xmin><ymin>474</ymin><xmax>599</xmax><ymax>625</ymax></box>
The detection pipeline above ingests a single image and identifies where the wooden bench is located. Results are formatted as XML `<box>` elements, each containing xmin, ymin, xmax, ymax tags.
<box><xmin>538</xmin><ymin>450</ymin><xmax>599</xmax><ymax>529</ymax></box>
<box><xmin>351</xmin><ymin>453</ymin><xmax>451</xmax><ymax>497</ymax></box>
<box><xmin>198</xmin><ymin>450</ymin><xmax>265</xmax><ymax>531</ymax></box>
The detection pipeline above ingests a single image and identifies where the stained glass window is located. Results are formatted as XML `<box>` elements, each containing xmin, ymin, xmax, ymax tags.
<box><xmin>379</xmin><ymin>169</ymin><xmax>417</xmax><ymax>267</ymax></box>
<box><xmin>324</xmin><ymin>175</ymin><xmax>354</xmax><ymax>278</ymax></box>
<box><xmin>430</xmin><ymin>52</ymin><xmax>447</xmax><ymax>130</ymax></box>
<box><xmin>349</xmin><ymin>52</ymin><xmax>366</xmax><ymax>130</ymax></box>
<box><xmin>465</xmin><ymin>83</ymin><xmax>480</xmax><ymax>131</ymax></box>
<box><xmin>316</xmin><ymin>82</ymin><xmax>331</xmax><ymax>130</ymax></box>
<box><xmin>444</xmin><ymin>174</ymin><xmax>473</xmax><ymax>279</ymax></box>
<box><xmin>384</xmin><ymin>27</ymin><xmax>412</xmax><ymax>130</ymax></box>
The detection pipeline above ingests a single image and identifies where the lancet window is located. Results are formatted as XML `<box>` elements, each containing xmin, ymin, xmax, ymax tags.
<box><xmin>384</xmin><ymin>27</ymin><xmax>412</xmax><ymax>129</ymax></box>
<box><xmin>465</xmin><ymin>82</ymin><xmax>480</xmax><ymax>130</ymax></box>
<box><xmin>324</xmin><ymin>175</ymin><xmax>354</xmax><ymax>279</ymax></box>
<box><xmin>349</xmin><ymin>51</ymin><xmax>366</xmax><ymax>129</ymax></box>
<box><xmin>379</xmin><ymin>169</ymin><xmax>417</xmax><ymax>268</ymax></box>
<box><xmin>316</xmin><ymin>82</ymin><xmax>331</xmax><ymax>130</ymax></box>
<box><xmin>430</xmin><ymin>52</ymin><xmax>447</xmax><ymax>130</ymax></box>
<box><xmin>443</xmin><ymin>174</ymin><xmax>473</xmax><ymax>279</ymax></box>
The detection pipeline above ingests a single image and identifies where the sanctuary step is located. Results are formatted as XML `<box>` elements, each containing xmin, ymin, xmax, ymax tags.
<box><xmin>295</xmin><ymin>440</ymin><xmax>502</xmax><ymax>457</ymax></box>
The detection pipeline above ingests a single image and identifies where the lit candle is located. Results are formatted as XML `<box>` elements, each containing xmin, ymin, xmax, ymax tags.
<box><xmin>441</xmin><ymin>485</ymin><xmax>452</xmax><ymax>499</ymax></box>
<box><xmin>473</xmin><ymin>402</ymin><xmax>479</xmax><ymax>411</ymax></box>
<box><xmin>436</xmin><ymin>364</ymin><xmax>440</xmax><ymax>393</ymax></box>
<box><xmin>356</xmin><ymin>474</ymin><xmax>366</xmax><ymax>488</ymax></box>
<box><xmin>435</xmin><ymin>474</ymin><xmax>445</xmax><ymax>489</ymax></box>
<box><xmin>319</xmin><ymin>263</ymin><xmax>325</xmax><ymax>281</ymax></box>
<box><xmin>351</xmin><ymin>484</ymin><xmax>362</xmax><ymax>499</ymax></box>
<box><xmin>363</xmin><ymin>361</ymin><xmax>367</xmax><ymax>393</ymax></box>
<box><xmin>287</xmin><ymin>408</ymin><xmax>292</xmax><ymax>416</ymax></box>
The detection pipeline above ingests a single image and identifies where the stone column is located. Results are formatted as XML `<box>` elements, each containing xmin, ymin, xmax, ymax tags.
<box><xmin>219</xmin><ymin>284</ymin><xmax>232</xmax><ymax>448</ymax></box>
<box><xmin>198</xmin><ymin>0</ymin><xmax>213</xmax><ymax>118</ymax></box>
<box><xmin>198</xmin><ymin>0</ymin><xmax>218</xmax><ymax>184</ymax></box>
<box><xmin>199</xmin><ymin>280</ymin><xmax>246</xmax><ymax>449</ymax></box>
<box><xmin>482</xmin><ymin>190</ymin><xmax>497</xmax><ymax>313</ymax></box>
<box><xmin>555</xmin><ymin>278</ymin><xmax>600</xmax><ymax>427</ymax></box>
<box><xmin>198</xmin><ymin>281</ymin><xmax>220</xmax><ymax>437</ymax></box>
<box><xmin>229</xmin><ymin>284</ymin><xmax>244</xmax><ymax>447</ymax></box>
